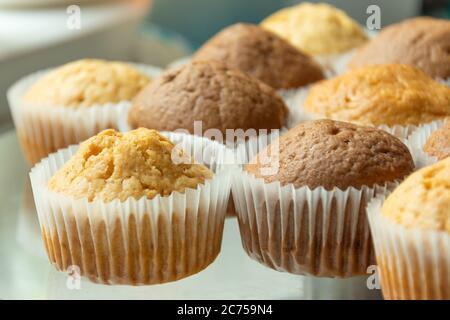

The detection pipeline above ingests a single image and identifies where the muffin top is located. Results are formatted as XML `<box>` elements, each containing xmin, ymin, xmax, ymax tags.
<box><xmin>349</xmin><ymin>17</ymin><xmax>450</xmax><ymax>79</ymax></box>
<box><xmin>48</xmin><ymin>128</ymin><xmax>213</xmax><ymax>202</ymax></box>
<box><xmin>261</xmin><ymin>2</ymin><xmax>368</xmax><ymax>55</ymax></box>
<box><xmin>245</xmin><ymin>119</ymin><xmax>414</xmax><ymax>190</ymax></box>
<box><xmin>24</xmin><ymin>59</ymin><xmax>151</xmax><ymax>108</ymax></box>
<box><xmin>192</xmin><ymin>23</ymin><xmax>324</xmax><ymax>90</ymax></box>
<box><xmin>424</xmin><ymin>120</ymin><xmax>450</xmax><ymax>160</ymax></box>
<box><xmin>128</xmin><ymin>61</ymin><xmax>288</xmax><ymax>134</ymax></box>
<box><xmin>304</xmin><ymin>64</ymin><xmax>450</xmax><ymax>126</ymax></box>
<box><xmin>382</xmin><ymin>157</ymin><xmax>450</xmax><ymax>233</ymax></box>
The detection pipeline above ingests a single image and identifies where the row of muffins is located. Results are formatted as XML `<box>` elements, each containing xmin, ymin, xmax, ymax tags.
<box><xmin>6</xmin><ymin>2</ymin><xmax>450</xmax><ymax>299</ymax></box>
<box><xmin>11</xmin><ymin>61</ymin><xmax>449</xmax><ymax>165</ymax></box>
<box><xmin>9</xmin><ymin>3</ymin><xmax>450</xmax><ymax>165</ymax></box>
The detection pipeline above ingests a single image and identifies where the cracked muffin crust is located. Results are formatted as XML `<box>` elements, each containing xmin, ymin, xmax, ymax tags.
<box><xmin>381</xmin><ymin>157</ymin><xmax>450</xmax><ymax>233</ymax></box>
<box><xmin>192</xmin><ymin>23</ymin><xmax>324</xmax><ymax>90</ymax></box>
<box><xmin>128</xmin><ymin>61</ymin><xmax>288</xmax><ymax>134</ymax></box>
<box><xmin>24</xmin><ymin>59</ymin><xmax>151</xmax><ymax>107</ymax></box>
<box><xmin>304</xmin><ymin>64</ymin><xmax>450</xmax><ymax>126</ymax></box>
<box><xmin>245</xmin><ymin>119</ymin><xmax>414</xmax><ymax>190</ymax></box>
<box><xmin>349</xmin><ymin>17</ymin><xmax>450</xmax><ymax>79</ymax></box>
<box><xmin>48</xmin><ymin>128</ymin><xmax>213</xmax><ymax>202</ymax></box>
<box><xmin>261</xmin><ymin>2</ymin><xmax>368</xmax><ymax>56</ymax></box>
<box><xmin>424</xmin><ymin>120</ymin><xmax>450</xmax><ymax>160</ymax></box>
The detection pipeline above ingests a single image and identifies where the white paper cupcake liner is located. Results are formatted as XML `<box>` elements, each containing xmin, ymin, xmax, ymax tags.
<box><xmin>231</xmin><ymin>134</ymin><xmax>400</xmax><ymax>278</ymax></box>
<box><xmin>313</xmin><ymin>51</ymin><xmax>354</xmax><ymax>77</ymax></box>
<box><xmin>367</xmin><ymin>196</ymin><xmax>450</xmax><ymax>300</ymax></box>
<box><xmin>279</xmin><ymin>85</ymin><xmax>430</xmax><ymax>140</ymax></box>
<box><xmin>314</xmin><ymin>29</ymin><xmax>378</xmax><ymax>76</ymax></box>
<box><xmin>29</xmin><ymin>132</ymin><xmax>233</xmax><ymax>285</ymax></box>
<box><xmin>8</xmin><ymin>64</ymin><xmax>162</xmax><ymax>166</ymax></box>
<box><xmin>405</xmin><ymin>120</ymin><xmax>444</xmax><ymax>169</ymax></box>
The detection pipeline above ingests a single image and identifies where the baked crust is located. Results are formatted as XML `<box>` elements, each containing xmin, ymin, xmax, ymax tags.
<box><xmin>246</xmin><ymin>119</ymin><xmax>414</xmax><ymax>190</ymax></box>
<box><xmin>304</xmin><ymin>64</ymin><xmax>450</xmax><ymax>126</ymax></box>
<box><xmin>193</xmin><ymin>23</ymin><xmax>324</xmax><ymax>89</ymax></box>
<box><xmin>128</xmin><ymin>61</ymin><xmax>288</xmax><ymax>134</ymax></box>
<box><xmin>424</xmin><ymin>120</ymin><xmax>450</xmax><ymax>160</ymax></box>
<box><xmin>24</xmin><ymin>59</ymin><xmax>150</xmax><ymax>107</ymax></box>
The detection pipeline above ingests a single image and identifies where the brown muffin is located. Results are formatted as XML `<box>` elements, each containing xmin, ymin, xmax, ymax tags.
<box><xmin>246</xmin><ymin>119</ymin><xmax>414</xmax><ymax>190</ymax></box>
<box><xmin>349</xmin><ymin>17</ymin><xmax>450</xmax><ymax>79</ymax></box>
<box><xmin>424</xmin><ymin>120</ymin><xmax>450</xmax><ymax>160</ymax></box>
<box><xmin>128</xmin><ymin>61</ymin><xmax>288</xmax><ymax>135</ymax></box>
<box><xmin>192</xmin><ymin>23</ymin><xmax>325</xmax><ymax>90</ymax></box>
<box><xmin>236</xmin><ymin>119</ymin><xmax>414</xmax><ymax>277</ymax></box>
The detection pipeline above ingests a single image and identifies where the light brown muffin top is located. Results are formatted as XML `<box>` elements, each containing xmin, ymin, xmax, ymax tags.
<box><xmin>48</xmin><ymin>128</ymin><xmax>213</xmax><ymax>202</ymax></box>
<box><xmin>261</xmin><ymin>2</ymin><xmax>368</xmax><ymax>55</ymax></box>
<box><xmin>382</xmin><ymin>157</ymin><xmax>450</xmax><ymax>233</ymax></box>
<box><xmin>304</xmin><ymin>64</ymin><xmax>450</xmax><ymax>126</ymax></box>
<box><xmin>24</xmin><ymin>59</ymin><xmax>151</xmax><ymax>108</ymax></box>
<box><xmin>349</xmin><ymin>17</ymin><xmax>450</xmax><ymax>79</ymax></box>
<box><xmin>128</xmin><ymin>61</ymin><xmax>288</xmax><ymax>134</ymax></box>
<box><xmin>424</xmin><ymin>120</ymin><xmax>450</xmax><ymax>160</ymax></box>
<box><xmin>245</xmin><ymin>119</ymin><xmax>414</xmax><ymax>190</ymax></box>
<box><xmin>192</xmin><ymin>23</ymin><xmax>325</xmax><ymax>90</ymax></box>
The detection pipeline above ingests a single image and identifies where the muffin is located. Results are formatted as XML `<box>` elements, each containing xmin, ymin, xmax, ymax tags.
<box><xmin>8</xmin><ymin>59</ymin><xmax>155</xmax><ymax>165</ymax></box>
<box><xmin>349</xmin><ymin>17</ymin><xmax>450</xmax><ymax>79</ymax></box>
<box><xmin>405</xmin><ymin>120</ymin><xmax>447</xmax><ymax>169</ymax></box>
<box><xmin>424</xmin><ymin>120</ymin><xmax>450</xmax><ymax>160</ymax></box>
<box><xmin>303</xmin><ymin>64</ymin><xmax>450</xmax><ymax>137</ymax></box>
<box><xmin>261</xmin><ymin>2</ymin><xmax>368</xmax><ymax>56</ymax></box>
<box><xmin>368</xmin><ymin>157</ymin><xmax>450</xmax><ymax>299</ymax></box>
<box><xmin>30</xmin><ymin>128</ymin><xmax>231</xmax><ymax>285</ymax></box>
<box><xmin>234</xmin><ymin>119</ymin><xmax>414</xmax><ymax>277</ymax></box>
<box><xmin>128</xmin><ymin>61</ymin><xmax>288</xmax><ymax>136</ymax></box>
<box><xmin>192</xmin><ymin>23</ymin><xmax>325</xmax><ymax>90</ymax></box>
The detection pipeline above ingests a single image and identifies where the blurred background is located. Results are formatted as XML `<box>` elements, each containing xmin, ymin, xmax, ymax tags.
<box><xmin>0</xmin><ymin>0</ymin><xmax>449</xmax><ymax>129</ymax></box>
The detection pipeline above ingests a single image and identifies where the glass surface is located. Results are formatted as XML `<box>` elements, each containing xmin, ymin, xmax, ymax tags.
<box><xmin>0</xmin><ymin>130</ymin><xmax>382</xmax><ymax>300</ymax></box>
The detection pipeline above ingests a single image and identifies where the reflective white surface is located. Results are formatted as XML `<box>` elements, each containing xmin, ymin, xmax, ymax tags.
<box><xmin>0</xmin><ymin>130</ymin><xmax>382</xmax><ymax>299</ymax></box>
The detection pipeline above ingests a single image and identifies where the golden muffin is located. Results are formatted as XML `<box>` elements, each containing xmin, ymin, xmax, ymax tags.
<box><xmin>24</xmin><ymin>59</ymin><xmax>150</xmax><ymax>107</ymax></box>
<box><xmin>32</xmin><ymin>128</ymin><xmax>229</xmax><ymax>285</ymax></box>
<box><xmin>48</xmin><ymin>128</ymin><xmax>212</xmax><ymax>202</ymax></box>
<box><xmin>349</xmin><ymin>17</ymin><xmax>450</xmax><ymax>79</ymax></box>
<box><xmin>423</xmin><ymin>120</ymin><xmax>450</xmax><ymax>160</ymax></box>
<box><xmin>193</xmin><ymin>23</ymin><xmax>325</xmax><ymax>90</ymax></box>
<box><xmin>304</xmin><ymin>64</ymin><xmax>450</xmax><ymax>127</ymax></box>
<box><xmin>382</xmin><ymin>158</ymin><xmax>450</xmax><ymax>233</ymax></box>
<box><xmin>369</xmin><ymin>158</ymin><xmax>450</xmax><ymax>299</ymax></box>
<box><xmin>261</xmin><ymin>2</ymin><xmax>368</xmax><ymax>56</ymax></box>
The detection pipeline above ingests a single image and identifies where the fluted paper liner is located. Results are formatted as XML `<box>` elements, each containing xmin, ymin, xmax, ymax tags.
<box><xmin>313</xmin><ymin>29</ymin><xmax>378</xmax><ymax>76</ymax></box>
<box><xmin>232</xmin><ymin>134</ymin><xmax>399</xmax><ymax>278</ymax></box>
<box><xmin>279</xmin><ymin>86</ymin><xmax>431</xmax><ymax>140</ymax></box>
<box><xmin>29</xmin><ymin>132</ymin><xmax>232</xmax><ymax>285</ymax></box>
<box><xmin>8</xmin><ymin>64</ymin><xmax>162</xmax><ymax>166</ymax></box>
<box><xmin>405</xmin><ymin>120</ymin><xmax>444</xmax><ymax>169</ymax></box>
<box><xmin>367</xmin><ymin>196</ymin><xmax>450</xmax><ymax>299</ymax></box>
